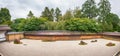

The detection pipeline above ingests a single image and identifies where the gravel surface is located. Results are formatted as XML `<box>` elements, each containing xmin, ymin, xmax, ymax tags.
<box><xmin>0</xmin><ymin>39</ymin><xmax>120</xmax><ymax>56</ymax></box>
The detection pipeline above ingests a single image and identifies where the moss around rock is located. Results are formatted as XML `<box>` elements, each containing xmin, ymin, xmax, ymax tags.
<box><xmin>79</xmin><ymin>41</ymin><xmax>87</xmax><ymax>45</ymax></box>
<box><xmin>106</xmin><ymin>42</ymin><xmax>115</xmax><ymax>47</ymax></box>
<box><xmin>14</xmin><ymin>39</ymin><xmax>22</xmax><ymax>44</ymax></box>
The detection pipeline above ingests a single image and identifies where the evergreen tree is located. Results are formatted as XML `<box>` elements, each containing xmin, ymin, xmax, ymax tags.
<box><xmin>27</xmin><ymin>11</ymin><xmax>34</xmax><ymax>18</ymax></box>
<box><xmin>50</xmin><ymin>8</ymin><xmax>54</xmax><ymax>21</ymax></box>
<box><xmin>41</xmin><ymin>7</ymin><xmax>52</xmax><ymax>21</ymax></box>
<box><xmin>0</xmin><ymin>8</ymin><xmax>11</xmax><ymax>24</ymax></box>
<box><xmin>81</xmin><ymin>0</ymin><xmax>98</xmax><ymax>19</ymax></box>
<box><xmin>55</xmin><ymin>7</ymin><xmax>62</xmax><ymax>21</ymax></box>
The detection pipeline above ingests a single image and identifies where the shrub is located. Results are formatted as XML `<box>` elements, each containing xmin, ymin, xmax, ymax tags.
<box><xmin>65</xmin><ymin>18</ymin><xmax>102</xmax><ymax>32</ymax></box>
<box><xmin>44</xmin><ymin>21</ymin><xmax>66</xmax><ymax>30</ymax></box>
<box><xmin>10</xmin><ymin>17</ymin><xmax>48</xmax><ymax>31</ymax></box>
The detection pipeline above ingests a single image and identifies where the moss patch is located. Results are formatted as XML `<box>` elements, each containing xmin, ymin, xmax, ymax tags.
<box><xmin>106</xmin><ymin>42</ymin><xmax>116</xmax><ymax>47</ymax></box>
<box><xmin>42</xmin><ymin>40</ymin><xmax>56</xmax><ymax>42</ymax></box>
<box><xmin>79</xmin><ymin>41</ymin><xmax>87</xmax><ymax>45</ymax></box>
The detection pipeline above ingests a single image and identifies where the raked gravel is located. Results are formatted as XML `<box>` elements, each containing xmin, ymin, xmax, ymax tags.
<box><xmin>0</xmin><ymin>39</ymin><xmax>120</xmax><ymax>56</ymax></box>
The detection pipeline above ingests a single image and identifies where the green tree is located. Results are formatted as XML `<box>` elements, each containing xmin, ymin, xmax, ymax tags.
<box><xmin>81</xmin><ymin>0</ymin><xmax>98</xmax><ymax>19</ymax></box>
<box><xmin>27</xmin><ymin>11</ymin><xmax>34</xmax><ymax>18</ymax></box>
<box><xmin>73</xmin><ymin>7</ymin><xmax>81</xmax><ymax>18</ymax></box>
<box><xmin>0</xmin><ymin>8</ymin><xmax>11</xmax><ymax>25</ymax></box>
<box><xmin>98</xmin><ymin>0</ymin><xmax>111</xmax><ymax>31</ymax></box>
<box><xmin>62</xmin><ymin>9</ymin><xmax>73</xmax><ymax>20</ymax></box>
<box><xmin>41</xmin><ymin>7</ymin><xmax>52</xmax><ymax>21</ymax></box>
<box><xmin>23</xmin><ymin>17</ymin><xmax>47</xmax><ymax>31</ymax></box>
<box><xmin>50</xmin><ymin>8</ymin><xmax>54</xmax><ymax>21</ymax></box>
<box><xmin>10</xmin><ymin>17</ymin><xmax>48</xmax><ymax>31</ymax></box>
<box><xmin>105</xmin><ymin>13</ymin><xmax>120</xmax><ymax>31</ymax></box>
<box><xmin>55</xmin><ymin>7</ymin><xmax>62</xmax><ymax>21</ymax></box>
<box><xmin>98</xmin><ymin>0</ymin><xmax>111</xmax><ymax>22</ymax></box>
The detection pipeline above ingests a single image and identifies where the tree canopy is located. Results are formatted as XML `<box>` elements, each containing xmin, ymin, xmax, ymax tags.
<box><xmin>7</xmin><ymin>0</ymin><xmax>120</xmax><ymax>32</ymax></box>
<box><xmin>27</xmin><ymin>11</ymin><xmax>34</xmax><ymax>18</ymax></box>
<box><xmin>81</xmin><ymin>0</ymin><xmax>98</xmax><ymax>19</ymax></box>
<box><xmin>65</xmin><ymin>18</ymin><xmax>102</xmax><ymax>32</ymax></box>
<box><xmin>0</xmin><ymin>8</ymin><xmax>11</xmax><ymax>25</ymax></box>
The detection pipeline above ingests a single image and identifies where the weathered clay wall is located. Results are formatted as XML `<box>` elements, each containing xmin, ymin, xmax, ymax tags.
<box><xmin>7</xmin><ymin>34</ymin><xmax>24</xmax><ymax>41</ymax></box>
<box><xmin>25</xmin><ymin>35</ymin><xmax>102</xmax><ymax>40</ymax></box>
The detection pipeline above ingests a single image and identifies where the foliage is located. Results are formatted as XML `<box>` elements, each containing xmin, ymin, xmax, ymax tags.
<box><xmin>0</xmin><ymin>8</ymin><xmax>11</xmax><ymax>25</ymax></box>
<box><xmin>9</xmin><ymin>0</ymin><xmax>120</xmax><ymax>32</ymax></box>
<box><xmin>100</xmin><ymin>13</ymin><xmax>120</xmax><ymax>32</ymax></box>
<box><xmin>98</xmin><ymin>0</ymin><xmax>111</xmax><ymax>22</ymax></box>
<box><xmin>23</xmin><ymin>18</ymin><xmax>42</xmax><ymax>31</ymax></box>
<box><xmin>106</xmin><ymin>13</ymin><xmax>120</xmax><ymax>31</ymax></box>
<box><xmin>55</xmin><ymin>7</ymin><xmax>62</xmax><ymax>21</ymax></box>
<box><xmin>10</xmin><ymin>18</ymin><xmax>26</xmax><ymax>31</ymax></box>
<box><xmin>50</xmin><ymin>8</ymin><xmax>54</xmax><ymax>21</ymax></box>
<box><xmin>65</xmin><ymin>18</ymin><xmax>102</xmax><ymax>32</ymax></box>
<box><xmin>97</xmin><ymin>0</ymin><xmax>112</xmax><ymax>31</ymax></box>
<box><xmin>62</xmin><ymin>10</ymin><xmax>73</xmax><ymax>20</ymax></box>
<box><xmin>41</xmin><ymin>7</ymin><xmax>52</xmax><ymax>21</ymax></box>
<box><xmin>44</xmin><ymin>21</ymin><xmax>66</xmax><ymax>30</ymax></box>
<box><xmin>41</xmin><ymin>7</ymin><xmax>62</xmax><ymax>22</ymax></box>
<box><xmin>27</xmin><ymin>11</ymin><xmax>34</xmax><ymax>18</ymax></box>
<box><xmin>81</xmin><ymin>0</ymin><xmax>98</xmax><ymax>19</ymax></box>
<box><xmin>10</xmin><ymin>17</ymin><xmax>48</xmax><ymax>31</ymax></box>
<box><xmin>73</xmin><ymin>7</ymin><xmax>82</xmax><ymax>18</ymax></box>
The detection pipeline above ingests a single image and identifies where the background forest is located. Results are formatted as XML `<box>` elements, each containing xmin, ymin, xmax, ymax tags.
<box><xmin>0</xmin><ymin>0</ymin><xmax>120</xmax><ymax>32</ymax></box>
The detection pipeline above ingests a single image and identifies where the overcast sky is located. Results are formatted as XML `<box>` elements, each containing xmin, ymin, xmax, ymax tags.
<box><xmin>0</xmin><ymin>0</ymin><xmax>120</xmax><ymax>20</ymax></box>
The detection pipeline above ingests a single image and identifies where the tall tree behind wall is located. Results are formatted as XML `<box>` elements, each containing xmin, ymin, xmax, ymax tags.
<box><xmin>55</xmin><ymin>7</ymin><xmax>62</xmax><ymax>21</ymax></box>
<box><xmin>98</xmin><ymin>0</ymin><xmax>111</xmax><ymax>31</ymax></box>
<box><xmin>73</xmin><ymin>7</ymin><xmax>81</xmax><ymax>18</ymax></box>
<box><xmin>50</xmin><ymin>8</ymin><xmax>54</xmax><ymax>21</ymax></box>
<box><xmin>0</xmin><ymin>8</ymin><xmax>11</xmax><ymax>25</ymax></box>
<box><xmin>62</xmin><ymin>9</ymin><xmax>73</xmax><ymax>20</ymax></box>
<box><xmin>41</xmin><ymin>7</ymin><xmax>52</xmax><ymax>21</ymax></box>
<box><xmin>27</xmin><ymin>11</ymin><xmax>34</xmax><ymax>18</ymax></box>
<box><xmin>81</xmin><ymin>0</ymin><xmax>98</xmax><ymax>19</ymax></box>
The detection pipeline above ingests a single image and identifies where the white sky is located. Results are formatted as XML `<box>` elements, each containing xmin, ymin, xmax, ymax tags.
<box><xmin>0</xmin><ymin>0</ymin><xmax>120</xmax><ymax>20</ymax></box>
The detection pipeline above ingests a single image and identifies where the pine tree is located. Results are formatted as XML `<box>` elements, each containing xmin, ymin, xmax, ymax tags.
<box><xmin>50</xmin><ymin>8</ymin><xmax>54</xmax><ymax>20</ymax></box>
<box><xmin>55</xmin><ymin>7</ymin><xmax>62</xmax><ymax>21</ymax></box>
<box><xmin>27</xmin><ymin>11</ymin><xmax>34</xmax><ymax>18</ymax></box>
<box><xmin>41</xmin><ymin>7</ymin><xmax>52</xmax><ymax>21</ymax></box>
